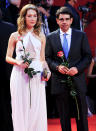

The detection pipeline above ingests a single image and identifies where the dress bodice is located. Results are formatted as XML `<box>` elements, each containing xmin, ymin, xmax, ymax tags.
<box><xmin>15</xmin><ymin>32</ymin><xmax>43</xmax><ymax>71</ymax></box>
<box><xmin>16</xmin><ymin>32</ymin><xmax>41</xmax><ymax>61</ymax></box>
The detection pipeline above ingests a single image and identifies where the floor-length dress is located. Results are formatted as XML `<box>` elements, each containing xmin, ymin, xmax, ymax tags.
<box><xmin>10</xmin><ymin>32</ymin><xmax>47</xmax><ymax>131</ymax></box>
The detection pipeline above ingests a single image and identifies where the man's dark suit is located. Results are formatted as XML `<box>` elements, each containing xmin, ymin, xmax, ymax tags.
<box><xmin>64</xmin><ymin>3</ymin><xmax>81</xmax><ymax>30</ymax></box>
<box><xmin>0</xmin><ymin>20</ymin><xmax>16</xmax><ymax>131</ymax></box>
<box><xmin>45</xmin><ymin>28</ymin><xmax>92</xmax><ymax>131</ymax></box>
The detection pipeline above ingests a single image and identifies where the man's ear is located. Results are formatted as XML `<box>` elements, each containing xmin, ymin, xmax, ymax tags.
<box><xmin>70</xmin><ymin>17</ymin><xmax>73</xmax><ymax>24</ymax></box>
<box><xmin>56</xmin><ymin>18</ymin><xmax>59</xmax><ymax>25</ymax></box>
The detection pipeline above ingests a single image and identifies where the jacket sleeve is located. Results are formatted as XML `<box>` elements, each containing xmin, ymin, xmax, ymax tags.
<box><xmin>75</xmin><ymin>32</ymin><xmax>92</xmax><ymax>73</ymax></box>
<box><xmin>45</xmin><ymin>35</ymin><xmax>59</xmax><ymax>72</ymax></box>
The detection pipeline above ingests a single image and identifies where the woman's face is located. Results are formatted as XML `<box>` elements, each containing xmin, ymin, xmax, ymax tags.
<box><xmin>25</xmin><ymin>9</ymin><xmax>37</xmax><ymax>29</ymax></box>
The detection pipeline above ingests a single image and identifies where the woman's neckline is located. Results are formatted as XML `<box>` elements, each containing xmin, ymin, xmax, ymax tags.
<box><xmin>21</xmin><ymin>31</ymin><xmax>42</xmax><ymax>44</ymax></box>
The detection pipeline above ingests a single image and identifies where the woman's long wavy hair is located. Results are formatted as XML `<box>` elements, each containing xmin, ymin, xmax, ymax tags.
<box><xmin>17</xmin><ymin>4</ymin><xmax>41</xmax><ymax>36</ymax></box>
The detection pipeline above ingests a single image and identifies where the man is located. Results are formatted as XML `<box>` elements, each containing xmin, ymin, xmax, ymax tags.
<box><xmin>0</xmin><ymin>9</ymin><xmax>16</xmax><ymax>131</ymax></box>
<box><xmin>3</xmin><ymin>0</ymin><xmax>19</xmax><ymax>25</ymax></box>
<box><xmin>45</xmin><ymin>7</ymin><xmax>92</xmax><ymax>131</ymax></box>
<box><xmin>64</xmin><ymin>0</ymin><xmax>81</xmax><ymax>30</ymax></box>
<box><xmin>65</xmin><ymin>0</ymin><xmax>93</xmax><ymax>116</ymax></box>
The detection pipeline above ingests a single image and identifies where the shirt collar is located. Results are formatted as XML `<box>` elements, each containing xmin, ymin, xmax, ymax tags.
<box><xmin>60</xmin><ymin>28</ymin><xmax>72</xmax><ymax>36</ymax></box>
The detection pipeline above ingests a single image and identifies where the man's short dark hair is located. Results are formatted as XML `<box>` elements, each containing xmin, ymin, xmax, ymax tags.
<box><xmin>56</xmin><ymin>6</ymin><xmax>73</xmax><ymax>18</ymax></box>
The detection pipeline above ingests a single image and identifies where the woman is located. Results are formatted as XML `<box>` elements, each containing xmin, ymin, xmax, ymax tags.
<box><xmin>87</xmin><ymin>57</ymin><xmax>96</xmax><ymax>114</ymax></box>
<box><xmin>6</xmin><ymin>4</ymin><xmax>51</xmax><ymax>131</ymax></box>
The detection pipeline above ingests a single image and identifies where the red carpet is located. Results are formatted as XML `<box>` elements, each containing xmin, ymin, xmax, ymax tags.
<box><xmin>48</xmin><ymin>115</ymin><xmax>96</xmax><ymax>131</ymax></box>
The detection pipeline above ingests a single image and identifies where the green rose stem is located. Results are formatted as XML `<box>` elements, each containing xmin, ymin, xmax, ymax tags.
<box><xmin>19</xmin><ymin>38</ymin><xmax>40</xmax><ymax>108</ymax></box>
<box><xmin>21</xmin><ymin>39</ymin><xmax>32</xmax><ymax>108</ymax></box>
<box><xmin>57</xmin><ymin>51</ymin><xmax>80</xmax><ymax>120</ymax></box>
<box><xmin>29</xmin><ymin>78</ymin><xmax>31</xmax><ymax>108</ymax></box>
<box><xmin>68</xmin><ymin>76</ymin><xmax>80</xmax><ymax>120</ymax></box>
<box><xmin>74</xmin><ymin>96</ymin><xmax>80</xmax><ymax>120</ymax></box>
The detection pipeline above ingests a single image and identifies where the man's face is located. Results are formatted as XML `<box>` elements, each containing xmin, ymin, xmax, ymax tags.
<box><xmin>56</xmin><ymin>14</ymin><xmax>73</xmax><ymax>32</ymax></box>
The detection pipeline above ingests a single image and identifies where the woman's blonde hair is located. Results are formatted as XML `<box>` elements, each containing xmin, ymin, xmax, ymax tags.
<box><xmin>17</xmin><ymin>4</ymin><xmax>41</xmax><ymax>36</ymax></box>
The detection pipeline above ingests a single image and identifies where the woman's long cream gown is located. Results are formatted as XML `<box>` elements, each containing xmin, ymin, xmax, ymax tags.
<box><xmin>10</xmin><ymin>32</ymin><xmax>47</xmax><ymax>131</ymax></box>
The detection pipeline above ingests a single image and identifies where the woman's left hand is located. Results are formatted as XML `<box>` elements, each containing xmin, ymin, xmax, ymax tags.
<box><xmin>41</xmin><ymin>72</ymin><xmax>51</xmax><ymax>81</ymax></box>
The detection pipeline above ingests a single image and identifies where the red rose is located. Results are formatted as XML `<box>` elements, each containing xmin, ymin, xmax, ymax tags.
<box><xmin>57</xmin><ymin>51</ymin><xmax>64</xmax><ymax>57</ymax></box>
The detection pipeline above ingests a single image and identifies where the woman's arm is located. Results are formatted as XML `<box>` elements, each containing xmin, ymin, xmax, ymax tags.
<box><xmin>40</xmin><ymin>32</ymin><xmax>46</xmax><ymax>62</ymax></box>
<box><xmin>6</xmin><ymin>32</ymin><xmax>29</xmax><ymax>68</ymax></box>
<box><xmin>40</xmin><ymin>33</ymin><xmax>51</xmax><ymax>81</ymax></box>
<box><xmin>87</xmin><ymin>58</ymin><xmax>96</xmax><ymax>78</ymax></box>
<box><xmin>6</xmin><ymin>32</ymin><xmax>18</xmax><ymax>65</ymax></box>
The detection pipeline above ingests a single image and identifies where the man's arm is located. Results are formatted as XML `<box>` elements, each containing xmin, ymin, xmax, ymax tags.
<box><xmin>45</xmin><ymin>35</ymin><xmax>59</xmax><ymax>72</ymax></box>
<box><xmin>75</xmin><ymin>32</ymin><xmax>92</xmax><ymax>73</ymax></box>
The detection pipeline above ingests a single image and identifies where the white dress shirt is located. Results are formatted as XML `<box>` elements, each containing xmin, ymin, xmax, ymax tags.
<box><xmin>60</xmin><ymin>28</ymin><xmax>72</xmax><ymax>53</ymax></box>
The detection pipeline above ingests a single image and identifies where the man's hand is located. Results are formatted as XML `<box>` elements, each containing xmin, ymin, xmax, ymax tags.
<box><xmin>67</xmin><ymin>67</ymin><xmax>78</xmax><ymax>76</ymax></box>
<box><xmin>57</xmin><ymin>65</ymin><xmax>69</xmax><ymax>74</ymax></box>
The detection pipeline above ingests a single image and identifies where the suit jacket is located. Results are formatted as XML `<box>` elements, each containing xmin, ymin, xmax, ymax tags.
<box><xmin>45</xmin><ymin>28</ymin><xmax>92</xmax><ymax>95</ymax></box>
<box><xmin>0</xmin><ymin>20</ymin><xmax>16</xmax><ymax>131</ymax></box>
<box><xmin>0</xmin><ymin>20</ymin><xmax>16</xmax><ymax>81</ymax></box>
<box><xmin>3</xmin><ymin>4</ymin><xmax>19</xmax><ymax>25</ymax></box>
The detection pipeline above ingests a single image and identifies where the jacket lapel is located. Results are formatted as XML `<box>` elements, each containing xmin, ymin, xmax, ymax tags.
<box><xmin>56</xmin><ymin>29</ymin><xmax>63</xmax><ymax>51</ymax></box>
<box><xmin>67</xmin><ymin>29</ymin><xmax>75</xmax><ymax>59</ymax></box>
<box><xmin>56</xmin><ymin>29</ymin><xmax>66</xmax><ymax>60</ymax></box>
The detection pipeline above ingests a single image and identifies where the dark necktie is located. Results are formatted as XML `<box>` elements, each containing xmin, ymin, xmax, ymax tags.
<box><xmin>62</xmin><ymin>34</ymin><xmax>68</xmax><ymax>58</ymax></box>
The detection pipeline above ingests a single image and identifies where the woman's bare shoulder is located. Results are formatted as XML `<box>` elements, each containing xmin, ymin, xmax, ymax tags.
<box><xmin>39</xmin><ymin>32</ymin><xmax>46</xmax><ymax>43</ymax></box>
<box><xmin>10</xmin><ymin>31</ymin><xmax>18</xmax><ymax>37</ymax></box>
<box><xmin>10</xmin><ymin>31</ymin><xmax>20</xmax><ymax>42</ymax></box>
<box><xmin>39</xmin><ymin>32</ymin><xmax>45</xmax><ymax>38</ymax></box>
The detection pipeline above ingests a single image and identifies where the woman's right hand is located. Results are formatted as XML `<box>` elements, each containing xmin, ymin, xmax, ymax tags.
<box><xmin>16</xmin><ymin>60</ymin><xmax>29</xmax><ymax>68</ymax></box>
